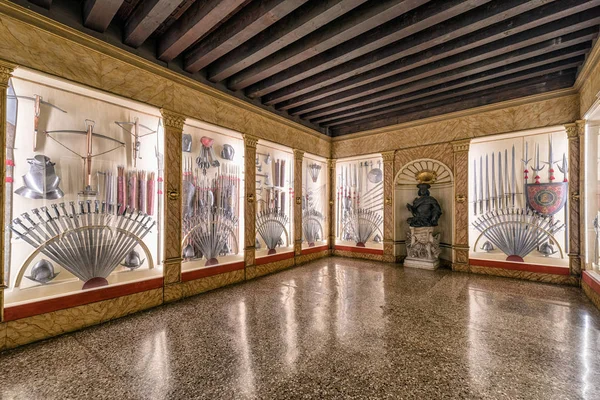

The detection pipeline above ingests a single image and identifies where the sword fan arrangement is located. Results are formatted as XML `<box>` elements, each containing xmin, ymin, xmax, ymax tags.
<box><xmin>472</xmin><ymin>136</ymin><xmax>568</xmax><ymax>262</ymax></box>
<box><xmin>336</xmin><ymin>158</ymin><xmax>383</xmax><ymax>246</ymax></box>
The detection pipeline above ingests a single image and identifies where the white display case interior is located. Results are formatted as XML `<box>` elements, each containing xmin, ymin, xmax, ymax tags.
<box><xmin>4</xmin><ymin>69</ymin><xmax>164</xmax><ymax>306</ymax></box>
<box><xmin>469</xmin><ymin>127</ymin><xmax>569</xmax><ymax>267</ymax></box>
<box><xmin>335</xmin><ymin>155</ymin><xmax>384</xmax><ymax>249</ymax></box>
<box><xmin>302</xmin><ymin>154</ymin><xmax>327</xmax><ymax>249</ymax></box>
<box><xmin>255</xmin><ymin>140</ymin><xmax>294</xmax><ymax>258</ymax></box>
<box><xmin>180</xmin><ymin>120</ymin><xmax>245</xmax><ymax>271</ymax></box>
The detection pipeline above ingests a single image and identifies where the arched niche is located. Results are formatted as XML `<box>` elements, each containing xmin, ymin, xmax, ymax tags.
<box><xmin>394</xmin><ymin>159</ymin><xmax>454</xmax><ymax>263</ymax></box>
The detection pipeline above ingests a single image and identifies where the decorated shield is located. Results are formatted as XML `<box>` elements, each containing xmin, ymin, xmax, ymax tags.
<box><xmin>525</xmin><ymin>182</ymin><xmax>568</xmax><ymax>216</ymax></box>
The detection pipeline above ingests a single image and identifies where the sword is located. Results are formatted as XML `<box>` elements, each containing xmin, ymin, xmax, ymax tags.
<box><xmin>511</xmin><ymin>145</ymin><xmax>516</xmax><ymax>207</ymax></box>
<box><xmin>521</xmin><ymin>141</ymin><xmax>532</xmax><ymax>208</ymax></box>
<box><xmin>473</xmin><ymin>159</ymin><xmax>478</xmax><ymax>215</ymax></box>
<box><xmin>504</xmin><ymin>149</ymin><xmax>509</xmax><ymax>206</ymax></box>
<box><xmin>531</xmin><ymin>143</ymin><xmax>545</xmax><ymax>184</ymax></box>
<box><xmin>479</xmin><ymin>156</ymin><xmax>483</xmax><ymax>214</ymax></box>
<box><xmin>542</xmin><ymin>136</ymin><xmax>557</xmax><ymax>182</ymax></box>
<box><xmin>491</xmin><ymin>153</ymin><xmax>496</xmax><ymax>210</ymax></box>
<box><xmin>485</xmin><ymin>155</ymin><xmax>489</xmax><ymax>212</ymax></box>
<box><xmin>498</xmin><ymin>152</ymin><xmax>504</xmax><ymax>209</ymax></box>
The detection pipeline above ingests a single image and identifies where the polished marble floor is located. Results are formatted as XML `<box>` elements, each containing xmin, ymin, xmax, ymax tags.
<box><xmin>1</xmin><ymin>257</ymin><xmax>600</xmax><ymax>399</ymax></box>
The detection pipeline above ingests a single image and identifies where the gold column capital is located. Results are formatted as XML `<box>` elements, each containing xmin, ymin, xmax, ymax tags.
<box><xmin>576</xmin><ymin>119</ymin><xmax>586</xmax><ymax>136</ymax></box>
<box><xmin>160</xmin><ymin>109</ymin><xmax>185</xmax><ymax>130</ymax></box>
<box><xmin>565</xmin><ymin>122</ymin><xmax>578</xmax><ymax>138</ymax></box>
<box><xmin>0</xmin><ymin>59</ymin><xmax>15</xmax><ymax>88</ymax></box>
<box><xmin>381</xmin><ymin>151</ymin><xmax>395</xmax><ymax>163</ymax></box>
<box><xmin>243</xmin><ymin>133</ymin><xmax>259</xmax><ymax>148</ymax></box>
<box><xmin>451</xmin><ymin>139</ymin><xmax>470</xmax><ymax>153</ymax></box>
<box><xmin>293</xmin><ymin>149</ymin><xmax>305</xmax><ymax>160</ymax></box>
<box><xmin>327</xmin><ymin>158</ymin><xmax>336</xmax><ymax>169</ymax></box>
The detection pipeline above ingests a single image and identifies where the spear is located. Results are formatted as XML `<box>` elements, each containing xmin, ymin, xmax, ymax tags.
<box><xmin>511</xmin><ymin>145</ymin><xmax>516</xmax><ymax>207</ymax></box>
<box><xmin>557</xmin><ymin>153</ymin><xmax>568</xmax><ymax>182</ymax></box>
<box><xmin>498</xmin><ymin>152</ymin><xmax>503</xmax><ymax>209</ymax></box>
<box><xmin>504</xmin><ymin>149</ymin><xmax>509</xmax><ymax>206</ymax></box>
<box><xmin>491</xmin><ymin>153</ymin><xmax>496</xmax><ymax>210</ymax></box>
<box><xmin>531</xmin><ymin>143</ymin><xmax>545</xmax><ymax>184</ymax></box>
<box><xmin>473</xmin><ymin>159</ymin><xmax>478</xmax><ymax>215</ymax></box>
<box><xmin>542</xmin><ymin>136</ymin><xmax>557</xmax><ymax>182</ymax></box>
<box><xmin>521</xmin><ymin>141</ymin><xmax>532</xmax><ymax>208</ymax></box>
<box><xmin>485</xmin><ymin>155</ymin><xmax>490</xmax><ymax>212</ymax></box>
<box><xmin>479</xmin><ymin>156</ymin><xmax>483</xmax><ymax>214</ymax></box>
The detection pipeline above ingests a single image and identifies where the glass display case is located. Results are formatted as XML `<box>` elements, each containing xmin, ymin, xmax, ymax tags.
<box><xmin>255</xmin><ymin>141</ymin><xmax>294</xmax><ymax>257</ymax></box>
<box><xmin>302</xmin><ymin>154</ymin><xmax>327</xmax><ymax>249</ymax></box>
<box><xmin>585</xmin><ymin>122</ymin><xmax>600</xmax><ymax>272</ymax></box>
<box><xmin>469</xmin><ymin>129</ymin><xmax>569</xmax><ymax>267</ymax></box>
<box><xmin>335</xmin><ymin>155</ymin><xmax>384</xmax><ymax>249</ymax></box>
<box><xmin>4</xmin><ymin>69</ymin><xmax>164</xmax><ymax>305</ymax></box>
<box><xmin>180</xmin><ymin>120</ymin><xmax>244</xmax><ymax>270</ymax></box>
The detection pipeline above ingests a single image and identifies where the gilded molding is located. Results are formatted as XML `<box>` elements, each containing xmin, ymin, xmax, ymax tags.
<box><xmin>576</xmin><ymin>119</ymin><xmax>585</xmax><ymax>135</ymax></box>
<box><xmin>451</xmin><ymin>139</ymin><xmax>470</xmax><ymax>153</ymax></box>
<box><xmin>381</xmin><ymin>151</ymin><xmax>395</xmax><ymax>163</ymax></box>
<box><xmin>243</xmin><ymin>133</ymin><xmax>259</xmax><ymax>148</ymax></box>
<box><xmin>565</xmin><ymin>123</ymin><xmax>578</xmax><ymax>139</ymax></box>
<box><xmin>0</xmin><ymin>59</ymin><xmax>15</xmax><ymax>88</ymax></box>
<box><xmin>293</xmin><ymin>149</ymin><xmax>305</xmax><ymax>160</ymax></box>
<box><xmin>160</xmin><ymin>108</ymin><xmax>185</xmax><ymax>130</ymax></box>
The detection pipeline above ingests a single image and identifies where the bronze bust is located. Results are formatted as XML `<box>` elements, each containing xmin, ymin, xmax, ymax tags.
<box><xmin>407</xmin><ymin>183</ymin><xmax>442</xmax><ymax>227</ymax></box>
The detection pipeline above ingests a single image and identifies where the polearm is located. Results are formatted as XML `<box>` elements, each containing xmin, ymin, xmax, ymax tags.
<box><xmin>479</xmin><ymin>156</ymin><xmax>483</xmax><ymax>214</ymax></box>
<box><xmin>521</xmin><ymin>141</ymin><xmax>532</xmax><ymax>209</ymax></box>
<box><xmin>473</xmin><ymin>159</ymin><xmax>478</xmax><ymax>215</ymax></box>
<box><xmin>531</xmin><ymin>143</ymin><xmax>545</xmax><ymax>184</ymax></box>
<box><xmin>511</xmin><ymin>145</ymin><xmax>516</xmax><ymax>207</ymax></box>
<box><xmin>491</xmin><ymin>153</ymin><xmax>496</xmax><ymax>210</ymax></box>
<box><xmin>498</xmin><ymin>152</ymin><xmax>503</xmax><ymax>209</ymax></box>
<box><xmin>504</xmin><ymin>149</ymin><xmax>509</xmax><ymax>206</ymax></box>
<box><xmin>542</xmin><ymin>136</ymin><xmax>557</xmax><ymax>182</ymax></box>
<box><xmin>485</xmin><ymin>155</ymin><xmax>490</xmax><ymax>212</ymax></box>
<box><xmin>557</xmin><ymin>152</ymin><xmax>569</xmax><ymax>252</ymax></box>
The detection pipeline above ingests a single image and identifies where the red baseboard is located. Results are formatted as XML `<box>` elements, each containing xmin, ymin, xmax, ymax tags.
<box><xmin>469</xmin><ymin>258</ymin><xmax>569</xmax><ymax>275</ymax></box>
<box><xmin>181</xmin><ymin>261</ymin><xmax>245</xmax><ymax>282</ymax></box>
<box><xmin>4</xmin><ymin>277</ymin><xmax>164</xmax><ymax>321</ymax></box>
<box><xmin>334</xmin><ymin>245</ymin><xmax>384</xmax><ymax>255</ymax></box>
<box><xmin>256</xmin><ymin>251</ymin><xmax>294</xmax><ymax>265</ymax></box>
<box><xmin>301</xmin><ymin>245</ymin><xmax>329</xmax><ymax>255</ymax></box>
<box><xmin>583</xmin><ymin>271</ymin><xmax>600</xmax><ymax>294</ymax></box>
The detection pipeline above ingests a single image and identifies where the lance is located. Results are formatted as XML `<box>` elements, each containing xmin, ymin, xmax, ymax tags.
<box><xmin>504</xmin><ymin>149</ymin><xmax>509</xmax><ymax>206</ymax></box>
<box><xmin>485</xmin><ymin>155</ymin><xmax>490</xmax><ymax>212</ymax></box>
<box><xmin>542</xmin><ymin>136</ymin><xmax>557</xmax><ymax>182</ymax></box>
<box><xmin>531</xmin><ymin>143</ymin><xmax>545</xmax><ymax>184</ymax></box>
<box><xmin>491</xmin><ymin>153</ymin><xmax>496</xmax><ymax>210</ymax></box>
<box><xmin>498</xmin><ymin>152</ymin><xmax>503</xmax><ymax>209</ymax></box>
<box><xmin>521</xmin><ymin>141</ymin><xmax>532</xmax><ymax>209</ymax></box>
<box><xmin>511</xmin><ymin>145</ymin><xmax>516</xmax><ymax>207</ymax></box>
<box><xmin>473</xmin><ymin>159</ymin><xmax>478</xmax><ymax>215</ymax></box>
<box><xmin>479</xmin><ymin>156</ymin><xmax>483</xmax><ymax>214</ymax></box>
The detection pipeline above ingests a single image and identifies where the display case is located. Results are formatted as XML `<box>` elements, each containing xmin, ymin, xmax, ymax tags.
<box><xmin>585</xmin><ymin>122</ymin><xmax>600</xmax><ymax>272</ymax></box>
<box><xmin>180</xmin><ymin>120</ymin><xmax>244</xmax><ymax>270</ymax></box>
<box><xmin>255</xmin><ymin>140</ymin><xmax>294</xmax><ymax>257</ymax></box>
<box><xmin>302</xmin><ymin>154</ymin><xmax>327</xmax><ymax>249</ymax></box>
<box><xmin>469</xmin><ymin>128</ymin><xmax>569</xmax><ymax>267</ymax></box>
<box><xmin>335</xmin><ymin>155</ymin><xmax>384</xmax><ymax>249</ymax></box>
<box><xmin>3</xmin><ymin>69</ymin><xmax>164</xmax><ymax>306</ymax></box>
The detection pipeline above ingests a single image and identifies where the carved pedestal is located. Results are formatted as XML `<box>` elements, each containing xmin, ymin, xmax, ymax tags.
<box><xmin>404</xmin><ymin>227</ymin><xmax>441</xmax><ymax>270</ymax></box>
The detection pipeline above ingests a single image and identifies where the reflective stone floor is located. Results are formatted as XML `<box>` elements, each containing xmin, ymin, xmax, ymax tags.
<box><xmin>1</xmin><ymin>257</ymin><xmax>600</xmax><ymax>399</ymax></box>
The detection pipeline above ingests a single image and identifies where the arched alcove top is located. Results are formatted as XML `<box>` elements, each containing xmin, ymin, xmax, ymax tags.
<box><xmin>395</xmin><ymin>158</ymin><xmax>453</xmax><ymax>186</ymax></box>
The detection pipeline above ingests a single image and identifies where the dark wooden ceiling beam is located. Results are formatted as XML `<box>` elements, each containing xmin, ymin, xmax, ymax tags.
<box><xmin>299</xmin><ymin>42</ymin><xmax>590</xmax><ymax>120</ymax></box>
<box><xmin>247</xmin><ymin>0</ymin><xmax>552</xmax><ymax>100</ymax></box>
<box><xmin>267</xmin><ymin>0</ymin><xmax>600</xmax><ymax>108</ymax></box>
<box><xmin>330</xmin><ymin>70</ymin><xmax>576</xmax><ymax>136</ymax></box>
<box><xmin>124</xmin><ymin>0</ymin><xmax>183</xmax><ymax>48</ymax></box>
<box><xmin>28</xmin><ymin>0</ymin><xmax>52</xmax><ymax>9</ymax></box>
<box><xmin>321</xmin><ymin>57</ymin><xmax>584</xmax><ymax>127</ymax></box>
<box><xmin>82</xmin><ymin>0</ymin><xmax>124</xmax><ymax>33</ymax></box>
<box><xmin>295</xmin><ymin>27</ymin><xmax>598</xmax><ymax>119</ymax></box>
<box><xmin>227</xmin><ymin>0</ymin><xmax>430</xmax><ymax>91</ymax></box>
<box><xmin>184</xmin><ymin>0</ymin><xmax>309</xmax><ymax>73</ymax></box>
<box><xmin>157</xmin><ymin>0</ymin><xmax>247</xmax><ymax>62</ymax></box>
<box><xmin>206</xmin><ymin>0</ymin><xmax>369</xmax><ymax>83</ymax></box>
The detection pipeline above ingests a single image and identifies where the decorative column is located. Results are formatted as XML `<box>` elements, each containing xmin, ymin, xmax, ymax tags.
<box><xmin>328</xmin><ymin>159</ymin><xmax>336</xmax><ymax>253</ymax></box>
<box><xmin>382</xmin><ymin>151</ymin><xmax>395</xmax><ymax>262</ymax></box>
<box><xmin>243</xmin><ymin>134</ymin><xmax>258</xmax><ymax>271</ymax></box>
<box><xmin>565</xmin><ymin>121</ymin><xmax>584</xmax><ymax>276</ymax></box>
<box><xmin>0</xmin><ymin>60</ymin><xmax>15</xmax><ymax>322</ymax></box>
<box><xmin>160</xmin><ymin>109</ymin><xmax>186</xmax><ymax>295</ymax></box>
<box><xmin>293</xmin><ymin>149</ymin><xmax>304</xmax><ymax>257</ymax></box>
<box><xmin>451</xmin><ymin>139</ymin><xmax>470</xmax><ymax>271</ymax></box>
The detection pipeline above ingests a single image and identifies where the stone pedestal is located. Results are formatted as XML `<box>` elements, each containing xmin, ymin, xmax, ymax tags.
<box><xmin>404</xmin><ymin>227</ymin><xmax>440</xmax><ymax>270</ymax></box>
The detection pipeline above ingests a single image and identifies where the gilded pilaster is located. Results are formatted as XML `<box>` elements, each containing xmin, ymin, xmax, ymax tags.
<box><xmin>160</xmin><ymin>109</ymin><xmax>185</xmax><ymax>294</ymax></box>
<box><xmin>0</xmin><ymin>60</ymin><xmax>15</xmax><ymax>322</ymax></box>
<box><xmin>451</xmin><ymin>139</ymin><xmax>470</xmax><ymax>270</ymax></box>
<box><xmin>293</xmin><ymin>149</ymin><xmax>304</xmax><ymax>256</ymax></box>
<box><xmin>382</xmin><ymin>151</ymin><xmax>395</xmax><ymax>262</ymax></box>
<box><xmin>565</xmin><ymin>121</ymin><xmax>584</xmax><ymax>276</ymax></box>
<box><xmin>243</xmin><ymin>134</ymin><xmax>258</xmax><ymax>270</ymax></box>
<box><xmin>328</xmin><ymin>159</ymin><xmax>336</xmax><ymax>251</ymax></box>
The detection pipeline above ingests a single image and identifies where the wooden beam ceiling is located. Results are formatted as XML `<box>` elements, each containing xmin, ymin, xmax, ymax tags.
<box><xmin>14</xmin><ymin>0</ymin><xmax>600</xmax><ymax>137</ymax></box>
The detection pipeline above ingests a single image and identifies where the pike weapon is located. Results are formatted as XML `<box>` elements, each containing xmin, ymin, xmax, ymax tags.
<box><xmin>473</xmin><ymin>159</ymin><xmax>478</xmax><ymax>215</ymax></box>
<box><xmin>531</xmin><ymin>143</ymin><xmax>545</xmax><ymax>184</ymax></box>
<box><xmin>542</xmin><ymin>136</ymin><xmax>557</xmax><ymax>182</ymax></box>
<box><xmin>511</xmin><ymin>145</ymin><xmax>516</xmax><ymax>207</ymax></box>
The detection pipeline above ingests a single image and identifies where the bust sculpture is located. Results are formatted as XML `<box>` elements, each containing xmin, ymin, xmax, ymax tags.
<box><xmin>406</xmin><ymin>183</ymin><xmax>442</xmax><ymax>227</ymax></box>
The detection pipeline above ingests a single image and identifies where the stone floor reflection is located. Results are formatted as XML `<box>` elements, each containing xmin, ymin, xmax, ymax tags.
<box><xmin>1</xmin><ymin>257</ymin><xmax>599</xmax><ymax>399</ymax></box>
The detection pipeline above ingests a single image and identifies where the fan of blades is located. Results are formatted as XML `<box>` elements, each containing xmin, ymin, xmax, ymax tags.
<box><xmin>473</xmin><ymin>208</ymin><xmax>564</xmax><ymax>262</ymax></box>
<box><xmin>10</xmin><ymin>201</ymin><xmax>155</xmax><ymax>289</ymax></box>
<box><xmin>344</xmin><ymin>208</ymin><xmax>383</xmax><ymax>247</ymax></box>
<box><xmin>182</xmin><ymin>206</ymin><xmax>238</xmax><ymax>266</ymax></box>
<box><xmin>256</xmin><ymin>209</ymin><xmax>289</xmax><ymax>254</ymax></box>
<box><xmin>308</xmin><ymin>163</ymin><xmax>321</xmax><ymax>183</ymax></box>
<box><xmin>302</xmin><ymin>209</ymin><xmax>324</xmax><ymax>247</ymax></box>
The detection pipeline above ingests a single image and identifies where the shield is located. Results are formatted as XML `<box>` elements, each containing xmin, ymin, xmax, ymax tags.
<box><xmin>525</xmin><ymin>182</ymin><xmax>568</xmax><ymax>216</ymax></box>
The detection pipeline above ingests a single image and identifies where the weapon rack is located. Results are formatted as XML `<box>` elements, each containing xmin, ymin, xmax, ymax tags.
<box><xmin>302</xmin><ymin>155</ymin><xmax>328</xmax><ymax>249</ymax></box>
<box><xmin>335</xmin><ymin>155</ymin><xmax>384</xmax><ymax>249</ymax></box>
